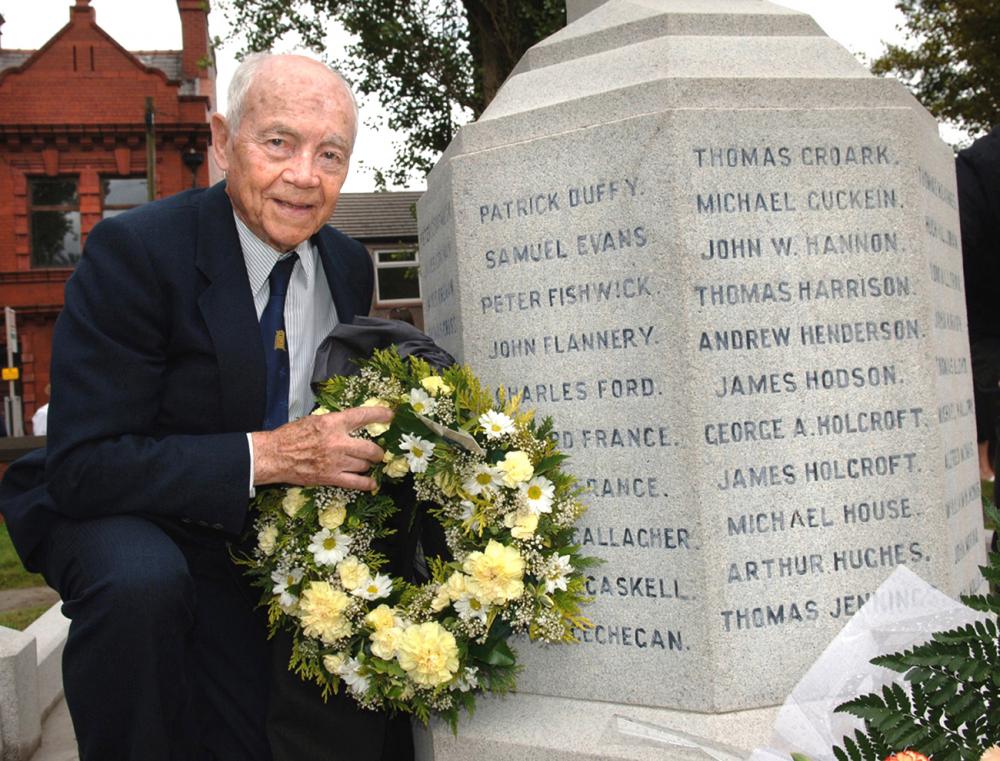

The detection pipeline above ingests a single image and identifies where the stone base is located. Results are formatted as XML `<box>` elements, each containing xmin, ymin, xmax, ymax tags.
<box><xmin>415</xmin><ymin>693</ymin><xmax>779</xmax><ymax>761</ymax></box>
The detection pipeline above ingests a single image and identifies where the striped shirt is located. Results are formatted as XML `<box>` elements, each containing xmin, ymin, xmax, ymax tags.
<box><xmin>235</xmin><ymin>213</ymin><xmax>339</xmax><ymax>493</ymax></box>
<box><xmin>235</xmin><ymin>213</ymin><xmax>339</xmax><ymax>422</ymax></box>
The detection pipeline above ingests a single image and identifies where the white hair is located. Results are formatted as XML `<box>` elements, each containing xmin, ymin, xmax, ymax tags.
<box><xmin>225</xmin><ymin>52</ymin><xmax>359</xmax><ymax>143</ymax></box>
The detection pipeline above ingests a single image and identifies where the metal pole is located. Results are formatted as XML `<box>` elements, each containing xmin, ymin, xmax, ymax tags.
<box><xmin>5</xmin><ymin>307</ymin><xmax>23</xmax><ymax>437</ymax></box>
<box><xmin>145</xmin><ymin>97</ymin><xmax>156</xmax><ymax>202</ymax></box>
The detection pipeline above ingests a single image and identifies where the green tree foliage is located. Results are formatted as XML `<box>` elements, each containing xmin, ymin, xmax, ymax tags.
<box><xmin>215</xmin><ymin>0</ymin><xmax>565</xmax><ymax>186</ymax></box>
<box><xmin>830</xmin><ymin>503</ymin><xmax>1000</xmax><ymax>760</ymax></box>
<box><xmin>871</xmin><ymin>0</ymin><xmax>999</xmax><ymax>137</ymax></box>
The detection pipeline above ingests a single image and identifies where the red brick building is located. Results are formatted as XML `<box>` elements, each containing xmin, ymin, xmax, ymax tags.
<box><xmin>0</xmin><ymin>0</ymin><xmax>214</xmax><ymax>432</ymax></box>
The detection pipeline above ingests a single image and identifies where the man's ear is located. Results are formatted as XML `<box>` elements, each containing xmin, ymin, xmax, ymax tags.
<box><xmin>210</xmin><ymin>113</ymin><xmax>231</xmax><ymax>172</ymax></box>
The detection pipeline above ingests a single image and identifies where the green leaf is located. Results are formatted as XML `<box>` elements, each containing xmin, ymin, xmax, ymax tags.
<box><xmin>469</xmin><ymin>638</ymin><xmax>516</xmax><ymax>667</ymax></box>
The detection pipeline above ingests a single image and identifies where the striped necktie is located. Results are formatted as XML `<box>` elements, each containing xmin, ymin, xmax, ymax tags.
<box><xmin>260</xmin><ymin>253</ymin><xmax>298</xmax><ymax>429</ymax></box>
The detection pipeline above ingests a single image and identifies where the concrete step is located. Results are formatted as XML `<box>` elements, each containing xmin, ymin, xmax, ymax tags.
<box><xmin>29</xmin><ymin>699</ymin><xmax>76</xmax><ymax>761</ymax></box>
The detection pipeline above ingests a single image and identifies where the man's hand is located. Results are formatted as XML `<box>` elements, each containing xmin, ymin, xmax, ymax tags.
<box><xmin>251</xmin><ymin>406</ymin><xmax>393</xmax><ymax>490</ymax></box>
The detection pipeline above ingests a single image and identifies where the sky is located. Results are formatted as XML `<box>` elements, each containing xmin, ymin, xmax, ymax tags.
<box><xmin>0</xmin><ymin>0</ymin><xmax>913</xmax><ymax>191</ymax></box>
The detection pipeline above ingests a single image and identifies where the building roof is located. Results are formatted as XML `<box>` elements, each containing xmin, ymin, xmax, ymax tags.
<box><xmin>133</xmin><ymin>51</ymin><xmax>183</xmax><ymax>81</ymax></box>
<box><xmin>0</xmin><ymin>47</ymin><xmax>182</xmax><ymax>81</ymax></box>
<box><xmin>329</xmin><ymin>191</ymin><xmax>423</xmax><ymax>242</ymax></box>
<box><xmin>0</xmin><ymin>50</ymin><xmax>32</xmax><ymax>72</ymax></box>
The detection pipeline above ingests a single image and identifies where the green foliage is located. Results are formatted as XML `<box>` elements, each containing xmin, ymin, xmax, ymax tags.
<box><xmin>831</xmin><ymin>503</ymin><xmax>1000</xmax><ymax>759</ymax></box>
<box><xmin>0</xmin><ymin>523</ymin><xmax>46</xmax><ymax>591</ymax></box>
<box><xmin>0</xmin><ymin>604</ymin><xmax>51</xmax><ymax>631</ymax></box>
<box><xmin>871</xmin><ymin>0</ymin><xmax>999</xmax><ymax>137</ymax></box>
<box><xmin>214</xmin><ymin>0</ymin><xmax>565</xmax><ymax>187</ymax></box>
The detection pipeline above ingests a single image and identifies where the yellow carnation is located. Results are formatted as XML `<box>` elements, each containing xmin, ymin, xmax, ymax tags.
<box><xmin>257</xmin><ymin>524</ymin><xmax>278</xmax><ymax>555</ymax></box>
<box><xmin>282</xmin><ymin>488</ymin><xmax>309</xmax><ymax>518</ymax></box>
<box><xmin>365</xmin><ymin>604</ymin><xmax>397</xmax><ymax>631</ymax></box>
<box><xmin>299</xmin><ymin>581</ymin><xmax>351</xmax><ymax>645</ymax></box>
<box><xmin>311</xmin><ymin>406</ymin><xmax>332</xmax><ymax>416</ymax></box>
<box><xmin>430</xmin><ymin>585</ymin><xmax>451</xmax><ymax>612</ymax></box>
<box><xmin>463</xmin><ymin>540</ymin><xmax>525</xmax><ymax>604</ymax></box>
<box><xmin>396</xmin><ymin>622</ymin><xmax>460</xmax><ymax>687</ymax></box>
<box><xmin>318</xmin><ymin>503</ymin><xmax>347</xmax><ymax>530</ymax></box>
<box><xmin>370</xmin><ymin>626</ymin><xmax>404</xmax><ymax>660</ymax></box>
<box><xmin>361</xmin><ymin>398</ymin><xmax>392</xmax><ymax>436</ymax></box>
<box><xmin>336</xmin><ymin>557</ymin><xmax>370</xmax><ymax>591</ymax></box>
<box><xmin>504</xmin><ymin>510</ymin><xmax>539</xmax><ymax>539</ymax></box>
<box><xmin>497</xmin><ymin>450</ymin><xmax>533</xmax><ymax>487</ymax></box>
<box><xmin>421</xmin><ymin>376</ymin><xmax>452</xmax><ymax>396</ymax></box>
<box><xmin>322</xmin><ymin>653</ymin><xmax>346</xmax><ymax>674</ymax></box>
<box><xmin>444</xmin><ymin>571</ymin><xmax>468</xmax><ymax>600</ymax></box>
<box><xmin>383</xmin><ymin>454</ymin><xmax>410</xmax><ymax>478</ymax></box>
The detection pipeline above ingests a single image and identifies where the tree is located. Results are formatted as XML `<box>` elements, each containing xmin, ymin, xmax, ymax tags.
<box><xmin>215</xmin><ymin>0</ymin><xmax>566</xmax><ymax>187</ymax></box>
<box><xmin>871</xmin><ymin>0</ymin><xmax>999</xmax><ymax>138</ymax></box>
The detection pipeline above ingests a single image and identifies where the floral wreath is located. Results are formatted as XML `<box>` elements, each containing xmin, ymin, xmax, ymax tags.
<box><xmin>244</xmin><ymin>348</ymin><xmax>595</xmax><ymax>725</ymax></box>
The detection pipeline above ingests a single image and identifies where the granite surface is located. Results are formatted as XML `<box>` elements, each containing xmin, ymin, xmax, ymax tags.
<box><xmin>416</xmin><ymin>0</ymin><xmax>982</xmax><ymax>749</ymax></box>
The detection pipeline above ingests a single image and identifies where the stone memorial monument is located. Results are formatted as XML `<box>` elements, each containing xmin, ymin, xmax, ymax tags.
<box><xmin>415</xmin><ymin>1</ymin><xmax>986</xmax><ymax>757</ymax></box>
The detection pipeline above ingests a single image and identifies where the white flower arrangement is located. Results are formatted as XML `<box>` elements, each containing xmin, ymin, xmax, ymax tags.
<box><xmin>242</xmin><ymin>348</ymin><xmax>596</xmax><ymax>726</ymax></box>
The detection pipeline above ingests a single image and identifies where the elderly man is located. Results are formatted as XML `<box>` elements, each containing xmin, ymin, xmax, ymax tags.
<box><xmin>0</xmin><ymin>54</ymin><xmax>404</xmax><ymax>760</ymax></box>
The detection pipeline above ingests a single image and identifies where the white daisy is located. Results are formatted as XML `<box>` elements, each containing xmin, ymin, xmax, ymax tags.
<box><xmin>519</xmin><ymin>475</ymin><xmax>555</xmax><ymax>515</ymax></box>
<box><xmin>462</xmin><ymin>463</ymin><xmax>503</xmax><ymax>496</ymax></box>
<box><xmin>337</xmin><ymin>657</ymin><xmax>370</xmax><ymax>695</ymax></box>
<box><xmin>399</xmin><ymin>433</ymin><xmax>435</xmax><ymax>473</ymax></box>
<box><xmin>408</xmin><ymin>387</ymin><xmax>437</xmax><ymax>416</ymax></box>
<box><xmin>307</xmin><ymin>528</ymin><xmax>352</xmax><ymax>566</ymax></box>
<box><xmin>454</xmin><ymin>594</ymin><xmax>488</xmax><ymax>622</ymax></box>
<box><xmin>271</xmin><ymin>567</ymin><xmax>304</xmax><ymax>610</ymax></box>
<box><xmin>479</xmin><ymin>410</ymin><xmax>514</xmax><ymax>440</ymax></box>
<box><xmin>543</xmin><ymin>554</ymin><xmax>573</xmax><ymax>593</ymax></box>
<box><xmin>352</xmin><ymin>573</ymin><xmax>393</xmax><ymax>601</ymax></box>
<box><xmin>459</xmin><ymin>500</ymin><xmax>482</xmax><ymax>532</ymax></box>
<box><xmin>455</xmin><ymin>666</ymin><xmax>479</xmax><ymax>692</ymax></box>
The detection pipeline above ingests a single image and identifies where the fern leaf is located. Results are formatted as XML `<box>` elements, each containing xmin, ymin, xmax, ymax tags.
<box><xmin>842</xmin><ymin>734</ymin><xmax>862</xmax><ymax>761</ymax></box>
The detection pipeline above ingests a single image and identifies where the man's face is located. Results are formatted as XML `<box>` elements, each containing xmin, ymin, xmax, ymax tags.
<box><xmin>211</xmin><ymin>57</ymin><xmax>356</xmax><ymax>252</ymax></box>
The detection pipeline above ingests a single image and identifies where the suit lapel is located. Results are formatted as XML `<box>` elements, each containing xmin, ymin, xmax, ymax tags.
<box><xmin>194</xmin><ymin>183</ymin><xmax>267</xmax><ymax>432</ymax></box>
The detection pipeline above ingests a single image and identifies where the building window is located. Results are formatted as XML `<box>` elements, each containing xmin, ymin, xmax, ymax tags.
<box><xmin>374</xmin><ymin>249</ymin><xmax>420</xmax><ymax>304</ymax></box>
<box><xmin>102</xmin><ymin>177</ymin><xmax>148</xmax><ymax>218</ymax></box>
<box><xmin>29</xmin><ymin>177</ymin><xmax>81</xmax><ymax>267</ymax></box>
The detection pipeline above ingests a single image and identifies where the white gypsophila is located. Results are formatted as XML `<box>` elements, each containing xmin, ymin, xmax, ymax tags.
<box><xmin>550</xmin><ymin>497</ymin><xmax>582</xmax><ymax>528</ymax></box>
<box><xmin>399</xmin><ymin>433</ymin><xmax>435</xmax><ymax>473</ymax></box>
<box><xmin>519</xmin><ymin>475</ymin><xmax>555</xmax><ymax>515</ymax></box>
<box><xmin>453</xmin><ymin>594</ymin><xmax>488</xmax><ymax>623</ymax></box>
<box><xmin>307</xmin><ymin>528</ymin><xmax>352</xmax><ymax>566</ymax></box>
<box><xmin>352</xmin><ymin>573</ymin><xmax>393</xmax><ymax>601</ymax></box>
<box><xmin>408</xmin><ymin>387</ymin><xmax>437</xmax><ymax>416</ymax></box>
<box><xmin>313</xmin><ymin>486</ymin><xmax>352</xmax><ymax>512</ymax></box>
<box><xmin>543</xmin><ymin>554</ymin><xmax>573</xmax><ymax>593</ymax></box>
<box><xmin>431</xmin><ymin>396</ymin><xmax>456</xmax><ymax>425</ymax></box>
<box><xmin>462</xmin><ymin>463</ymin><xmax>503</xmax><ymax>497</ymax></box>
<box><xmin>478</xmin><ymin>409</ymin><xmax>514</xmax><ymax>440</ymax></box>
<box><xmin>271</xmin><ymin>567</ymin><xmax>304</xmax><ymax>610</ymax></box>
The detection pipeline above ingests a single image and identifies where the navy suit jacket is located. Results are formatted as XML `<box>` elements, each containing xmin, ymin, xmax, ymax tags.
<box><xmin>0</xmin><ymin>182</ymin><xmax>373</xmax><ymax>568</ymax></box>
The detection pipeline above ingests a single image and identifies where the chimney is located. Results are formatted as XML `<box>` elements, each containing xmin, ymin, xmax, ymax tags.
<box><xmin>177</xmin><ymin>0</ymin><xmax>212</xmax><ymax>82</ymax></box>
<box><xmin>72</xmin><ymin>0</ymin><xmax>96</xmax><ymax>21</ymax></box>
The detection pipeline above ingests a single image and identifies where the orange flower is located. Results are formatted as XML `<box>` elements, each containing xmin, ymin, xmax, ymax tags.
<box><xmin>885</xmin><ymin>752</ymin><xmax>930</xmax><ymax>761</ymax></box>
